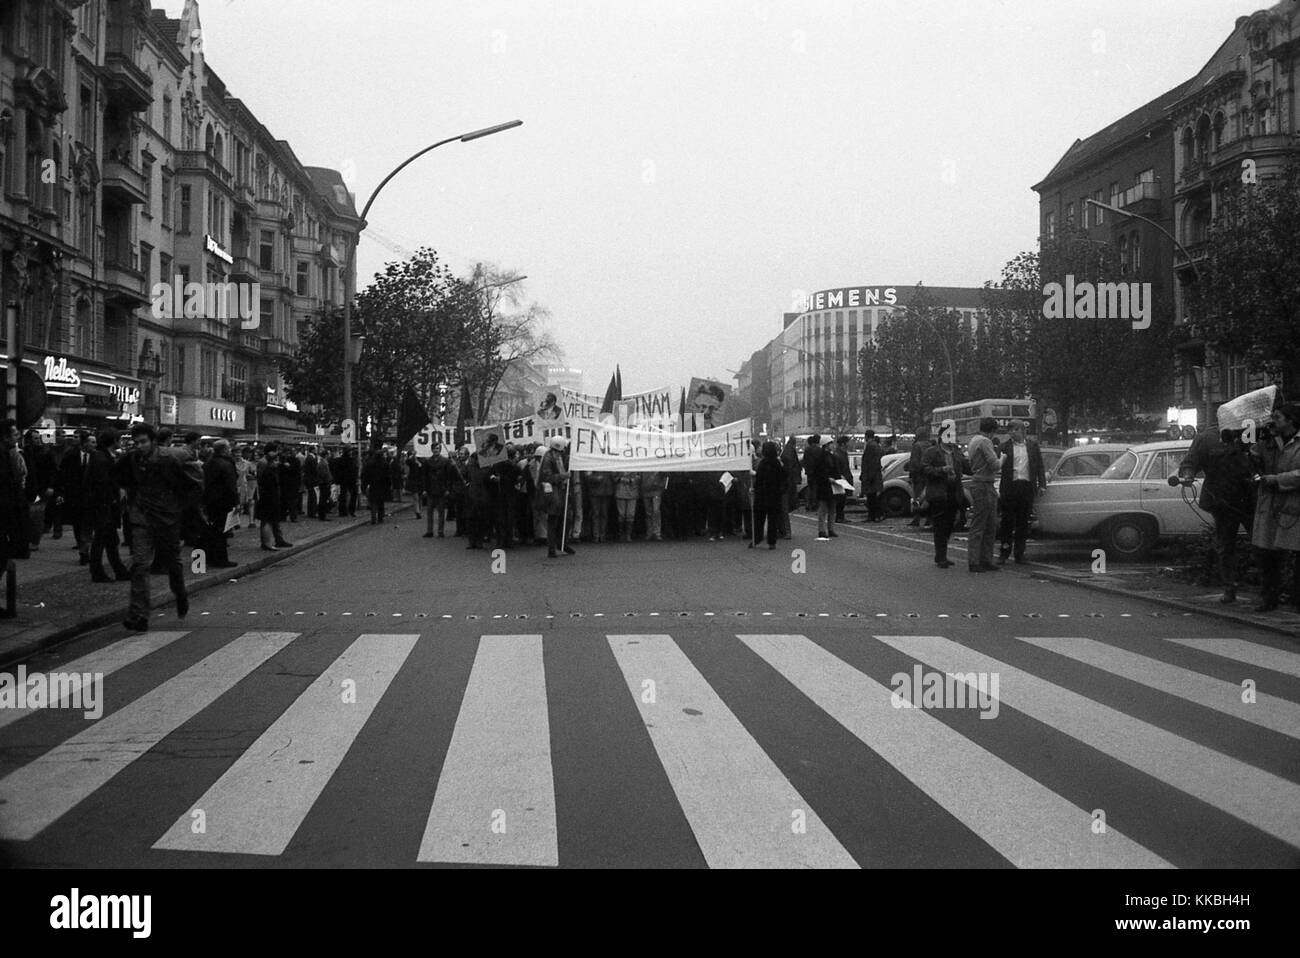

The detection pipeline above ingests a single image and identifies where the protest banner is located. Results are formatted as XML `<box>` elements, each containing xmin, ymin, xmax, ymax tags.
<box><xmin>471</xmin><ymin>414</ymin><xmax>573</xmax><ymax>465</ymax></box>
<box><xmin>554</xmin><ymin>385</ymin><xmax>675</xmax><ymax>426</ymax></box>
<box><xmin>413</xmin><ymin>424</ymin><xmax>458</xmax><ymax>459</ymax></box>
<box><xmin>686</xmin><ymin>377</ymin><xmax>732</xmax><ymax>429</ymax></box>
<box><xmin>569</xmin><ymin>418</ymin><xmax>754</xmax><ymax>473</ymax></box>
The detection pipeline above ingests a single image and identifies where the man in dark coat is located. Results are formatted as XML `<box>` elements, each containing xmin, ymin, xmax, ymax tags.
<box><xmin>56</xmin><ymin>429</ymin><xmax>95</xmax><ymax>565</ymax></box>
<box><xmin>861</xmin><ymin>431</ymin><xmax>884</xmax><ymax>522</ymax></box>
<box><xmin>780</xmin><ymin>436</ymin><xmax>800</xmax><ymax>539</ymax></box>
<box><xmin>463</xmin><ymin>452</ymin><xmax>491</xmax><ymax>549</ymax></box>
<box><xmin>361</xmin><ymin>445</ymin><xmax>391</xmax><ymax>524</ymax></box>
<box><xmin>907</xmin><ymin>425</ymin><xmax>934</xmax><ymax>528</ymax></box>
<box><xmin>0</xmin><ymin>420</ymin><xmax>26</xmax><ymax>600</ymax></box>
<box><xmin>85</xmin><ymin>429</ymin><xmax>130</xmax><ymax>582</ymax></box>
<box><xmin>116</xmin><ymin>424</ymin><xmax>196</xmax><ymax>631</ymax></box>
<box><xmin>752</xmin><ymin>440</ymin><xmax>786</xmax><ymax>548</ymax></box>
<box><xmin>256</xmin><ymin>443</ymin><xmax>292</xmax><ymax>550</ymax></box>
<box><xmin>334</xmin><ymin>448</ymin><xmax>359</xmax><ymax>517</ymax></box>
<box><xmin>202</xmin><ymin>439</ymin><xmax>240</xmax><ymax>568</ymax></box>
<box><xmin>832</xmin><ymin>436</ymin><xmax>853</xmax><ymax>523</ymax></box>
<box><xmin>281</xmin><ymin>446</ymin><xmax>303</xmax><ymax>523</ymax></box>
<box><xmin>422</xmin><ymin>447</ymin><xmax>460</xmax><ymax>538</ymax></box>
<box><xmin>489</xmin><ymin>445</ymin><xmax>522</xmax><ymax>548</ymax></box>
<box><xmin>1177</xmin><ymin>418</ymin><xmax>1255</xmax><ymax>604</ymax></box>
<box><xmin>997</xmin><ymin>420</ymin><xmax>1047</xmax><ymax>566</ymax></box>
<box><xmin>801</xmin><ymin>434</ymin><xmax>841</xmax><ymax>539</ymax></box>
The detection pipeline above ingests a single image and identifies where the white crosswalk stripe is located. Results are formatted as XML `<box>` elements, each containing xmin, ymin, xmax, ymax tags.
<box><xmin>418</xmin><ymin>634</ymin><xmax>558</xmax><ymax>866</ymax></box>
<box><xmin>1166</xmin><ymin>637</ymin><xmax>1300</xmax><ymax>679</ymax></box>
<box><xmin>0</xmin><ymin>632</ymin><xmax>191</xmax><ymax>731</ymax></box>
<box><xmin>738</xmin><ymin>634</ymin><xmax>1172</xmax><ymax>868</ymax></box>
<box><xmin>873</xmin><ymin>634</ymin><xmax>1300</xmax><ymax>849</ymax></box>
<box><xmin>0</xmin><ymin>632</ymin><xmax>299</xmax><ymax>842</ymax></box>
<box><xmin>152</xmin><ymin>634</ymin><xmax>418</xmax><ymax>856</ymax></box>
<box><xmin>1014</xmin><ymin>636</ymin><xmax>1300</xmax><ymax>739</ymax></box>
<box><xmin>2</xmin><ymin>628</ymin><xmax>1296</xmax><ymax>864</ymax></box>
<box><xmin>607</xmin><ymin>633</ymin><xmax>857</xmax><ymax>868</ymax></box>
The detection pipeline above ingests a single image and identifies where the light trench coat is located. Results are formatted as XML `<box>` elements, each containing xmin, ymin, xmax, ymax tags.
<box><xmin>1252</xmin><ymin>434</ymin><xmax>1300</xmax><ymax>552</ymax></box>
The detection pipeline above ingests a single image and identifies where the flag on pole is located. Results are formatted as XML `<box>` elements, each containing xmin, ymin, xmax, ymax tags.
<box><xmin>678</xmin><ymin>386</ymin><xmax>687</xmax><ymax>432</ymax></box>
<box><xmin>396</xmin><ymin>387</ymin><xmax>431</xmax><ymax>449</ymax></box>
<box><xmin>454</xmin><ymin>380</ymin><xmax>474</xmax><ymax>447</ymax></box>
<box><xmin>599</xmin><ymin>368</ymin><xmax>619</xmax><ymax>420</ymax></box>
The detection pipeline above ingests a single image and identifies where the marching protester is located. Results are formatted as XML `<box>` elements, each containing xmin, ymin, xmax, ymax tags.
<box><xmin>587</xmin><ymin>470</ymin><xmax>613</xmax><ymax>543</ymax></box>
<box><xmin>526</xmin><ymin>445</ymin><xmax>549</xmax><ymax>545</ymax></box>
<box><xmin>202</xmin><ymin>439</ymin><xmax>240</xmax><ymax>570</ymax></box>
<box><xmin>490</xmin><ymin>445</ymin><xmax>522</xmax><ymax>548</ymax></box>
<box><xmin>997</xmin><ymin>420</ymin><xmax>1046</xmax><ymax>565</ymax></box>
<box><xmin>703</xmin><ymin>469</ymin><xmax>727</xmax><ymax>541</ymax></box>
<box><xmin>965</xmin><ymin>417</ymin><xmax>1003</xmax><ymax>573</ymax></box>
<box><xmin>55</xmin><ymin>429</ymin><xmax>94</xmax><ymax>565</ymax></box>
<box><xmin>641</xmin><ymin>470</ymin><xmax>666</xmax><ymax>541</ymax></box>
<box><xmin>405</xmin><ymin>450</ymin><xmax>423</xmax><ymax>518</ymax></box>
<box><xmin>315</xmin><ymin>446</ymin><xmax>333</xmax><ymax>520</ymax></box>
<box><xmin>781</xmin><ymin>436</ymin><xmax>800</xmax><ymax>539</ymax></box>
<box><xmin>752</xmin><ymin>440</ymin><xmax>786</xmax><ymax>549</ymax></box>
<box><xmin>921</xmin><ymin>428</ymin><xmax>970</xmax><ymax>568</ymax></box>
<box><xmin>540</xmin><ymin>435</ymin><xmax>575</xmax><ymax>557</ymax></box>
<box><xmin>302</xmin><ymin>445</ymin><xmax>321</xmax><ymax>520</ymax></box>
<box><xmin>336</xmin><ymin>447</ymin><xmax>359</xmax><ymax>517</ymax></box>
<box><xmin>85</xmin><ymin>429</ymin><xmax>130</xmax><ymax>583</ymax></box>
<box><xmin>389</xmin><ymin>450</ymin><xmax>406</xmax><ymax>504</ymax></box>
<box><xmin>116</xmin><ymin>423</ymin><xmax>195</xmax><ymax>631</ymax></box>
<box><xmin>462</xmin><ymin>447</ymin><xmax>491</xmax><ymax>549</ymax></box>
<box><xmin>1249</xmin><ymin>403</ymin><xmax>1300</xmax><ymax>613</ymax></box>
<box><xmin>421</xmin><ymin>445</ymin><xmax>459</xmax><ymax>538</ymax></box>
<box><xmin>614</xmin><ymin>470</ymin><xmax>642</xmax><ymax>542</ymax></box>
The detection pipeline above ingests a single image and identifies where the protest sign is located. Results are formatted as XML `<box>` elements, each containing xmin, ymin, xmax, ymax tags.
<box><xmin>570</xmin><ymin>418</ymin><xmax>754</xmax><ymax>472</ymax></box>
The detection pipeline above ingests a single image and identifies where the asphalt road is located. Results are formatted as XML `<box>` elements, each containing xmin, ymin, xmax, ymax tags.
<box><xmin>1</xmin><ymin>510</ymin><xmax>1297</xmax><ymax>868</ymax></box>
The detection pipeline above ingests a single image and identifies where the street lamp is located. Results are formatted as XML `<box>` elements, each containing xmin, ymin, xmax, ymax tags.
<box><xmin>1084</xmin><ymin>198</ymin><xmax>1199</xmax><ymax>281</ymax></box>
<box><xmin>342</xmin><ymin>120</ymin><xmax>523</xmax><ymax>440</ymax></box>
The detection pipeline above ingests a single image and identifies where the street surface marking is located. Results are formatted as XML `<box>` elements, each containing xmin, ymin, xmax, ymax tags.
<box><xmin>607</xmin><ymin>633</ymin><xmax>857</xmax><ymax>868</ymax></box>
<box><xmin>874</xmin><ymin>634</ymin><xmax>1300</xmax><ymax>849</ymax></box>
<box><xmin>739</xmin><ymin>634</ymin><xmax>1170</xmax><ymax>869</ymax></box>
<box><xmin>153</xmin><ymin>634</ymin><xmax>418</xmax><ymax>855</ymax></box>
<box><xmin>418</xmin><ymin>634</ymin><xmax>557</xmax><ymax>866</ymax></box>
<box><xmin>1166</xmin><ymin>638</ymin><xmax>1300</xmax><ymax>679</ymax></box>
<box><xmin>0</xmin><ymin>632</ymin><xmax>300</xmax><ymax>841</ymax></box>
<box><xmin>0</xmin><ymin>632</ymin><xmax>190</xmax><ymax>731</ymax></box>
<box><xmin>1014</xmin><ymin>636</ymin><xmax>1300</xmax><ymax>739</ymax></box>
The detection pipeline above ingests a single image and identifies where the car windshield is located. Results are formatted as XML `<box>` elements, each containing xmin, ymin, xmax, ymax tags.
<box><xmin>1099</xmin><ymin>451</ymin><xmax>1139</xmax><ymax>480</ymax></box>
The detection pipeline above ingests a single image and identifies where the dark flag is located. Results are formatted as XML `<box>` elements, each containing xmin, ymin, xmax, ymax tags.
<box><xmin>678</xmin><ymin>387</ymin><xmax>687</xmax><ymax>432</ymax></box>
<box><xmin>396</xmin><ymin>387</ymin><xmax>431</xmax><ymax>449</ymax></box>
<box><xmin>599</xmin><ymin>369</ymin><xmax>620</xmax><ymax>416</ymax></box>
<box><xmin>615</xmin><ymin>365</ymin><xmax>623</xmax><ymax>401</ymax></box>
<box><xmin>454</xmin><ymin>380</ymin><xmax>474</xmax><ymax>448</ymax></box>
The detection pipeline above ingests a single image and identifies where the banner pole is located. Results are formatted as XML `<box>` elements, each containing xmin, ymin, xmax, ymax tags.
<box><xmin>560</xmin><ymin>468</ymin><xmax>572</xmax><ymax>550</ymax></box>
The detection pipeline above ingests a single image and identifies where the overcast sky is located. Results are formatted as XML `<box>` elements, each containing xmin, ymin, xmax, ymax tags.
<box><xmin>164</xmin><ymin>0</ymin><xmax>1247</xmax><ymax>396</ymax></box>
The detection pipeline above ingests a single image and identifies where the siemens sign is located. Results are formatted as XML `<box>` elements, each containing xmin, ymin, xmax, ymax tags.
<box><xmin>801</xmin><ymin>287</ymin><xmax>898</xmax><ymax>312</ymax></box>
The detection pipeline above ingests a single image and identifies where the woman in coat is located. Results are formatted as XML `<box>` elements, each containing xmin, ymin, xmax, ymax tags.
<box><xmin>613</xmin><ymin>471</ymin><xmax>641</xmax><ymax>542</ymax></box>
<box><xmin>1250</xmin><ymin>404</ymin><xmax>1300</xmax><ymax>612</ymax></box>
<box><xmin>256</xmin><ymin>444</ymin><xmax>291</xmax><ymax>551</ymax></box>
<box><xmin>752</xmin><ymin>441</ymin><xmax>786</xmax><ymax>549</ymax></box>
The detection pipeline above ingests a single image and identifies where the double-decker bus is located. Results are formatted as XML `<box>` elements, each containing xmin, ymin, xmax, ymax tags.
<box><xmin>929</xmin><ymin>398</ymin><xmax>1038</xmax><ymax>447</ymax></box>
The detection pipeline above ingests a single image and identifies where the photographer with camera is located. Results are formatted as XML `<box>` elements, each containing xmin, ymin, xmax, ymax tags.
<box><xmin>1249</xmin><ymin>403</ymin><xmax>1300</xmax><ymax>614</ymax></box>
<box><xmin>1176</xmin><ymin>411</ymin><xmax>1256</xmax><ymax>604</ymax></box>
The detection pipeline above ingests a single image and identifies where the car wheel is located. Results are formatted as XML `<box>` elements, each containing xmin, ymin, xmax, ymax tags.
<box><xmin>882</xmin><ymin>488</ymin><xmax>910</xmax><ymax>517</ymax></box>
<box><xmin>1100</xmin><ymin>515</ymin><xmax>1157</xmax><ymax>561</ymax></box>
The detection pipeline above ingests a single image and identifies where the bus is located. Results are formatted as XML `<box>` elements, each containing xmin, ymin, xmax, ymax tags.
<box><xmin>929</xmin><ymin>398</ymin><xmax>1038</xmax><ymax>447</ymax></box>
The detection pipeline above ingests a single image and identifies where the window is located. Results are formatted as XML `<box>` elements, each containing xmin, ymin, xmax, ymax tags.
<box><xmin>141</xmin><ymin>157</ymin><xmax>153</xmax><ymax>216</ymax></box>
<box><xmin>179</xmin><ymin>185</ymin><xmax>191</xmax><ymax>232</ymax></box>
<box><xmin>1045</xmin><ymin>211</ymin><xmax>1056</xmax><ymax>238</ymax></box>
<box><xmin>1130</xmin><ymin>231</ymin><xmax>1141</xmax><ymax>272</ymax></box>
<box><xmin>1144</xmin><ymin>451</ymin><xmax>1181</xmax><ymax>482</ymax></box>
<box><xmin>296</xmin><ymin>261</ymin><xmax>309</xmax><ymax>296</ymax></box>
<box><xmin>176</xmin><ymin>344</ymin><xmax>186</xmax><ymax>393</ymax></box>
<box><xmin>163</xmin><ymin>94</ymin><xmax>173</xmax><ymax>143</ymax></box>
<box><xmin>1136</xmin><ymin>168</ymin><xmax>1154</xmax><ymax>185</ymax></box>
<box><xmin>260</xmin><ymin>298</ymin><xmax>274</xmax><ymax>335</ymax></box>
<box><xmin>160</xmin><ymin>252</ymin><xmax>172</xmax><ymax>283</ymax></box>
<box><xmin>77</xmin><ymin>189</ymin><xmax>93</xmax><ymax>250</ymax></box>
<box><xmin>1065</xmin><ymin>203</ymin><xmax>1075</xmax><ymax>227</ymax></box>
<box><xmin>1227</xmin><ymin>354</ymin><xmax>1249</xmax><ymax>397</ymax></box>
<box><xmin>178</xmin><ymin>264</ymin><xmax>190</xmax><ymax>287</ymax></box>
<box><xmin>1093</xmin><ymin>189</ymin><xmax>1104</xmax><ymax>224</ymax></box>
<box><xmin>1080</xmin><ymin>198</ymin><xmax>1089</xmax><ymax>228</ymax></box>
<box><xmin>139</xmin><ymin>242</ymin><xmax>153</xmax><ymax>285</ymax></box>
<box><xmin>161</xmin><ymin>172</ymin><xmax>172</xmax><ymax>226</ymax></box>
<box><xmin>1100</xmin><ymin>452</ymin><xmax>1138</xmax><ymax>480</ymax></box>
<box><xmin>79</xmin><ymin>85</ymin><xmax>93</xmax><ymax>144</ymax></box>
<box><xmin>259</xmin><ymin>230</ymin><xmax>274</xmax><ymax>270</ymax></box>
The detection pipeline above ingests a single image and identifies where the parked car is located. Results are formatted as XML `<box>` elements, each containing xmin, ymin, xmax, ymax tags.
<box><xmin>878</xmin><ymin>451</ymin><xmax>979</xmax><ymax>516</ymax></box>
<box><xmin>1032</xmin><ymin>440</ymin><xmax>1207</xmax><ymax>560</ymax></box>
<box><xmin>1045</xmin><ymin>443</ymin><xmax>1129</xmax><ymax>482</ymax></box>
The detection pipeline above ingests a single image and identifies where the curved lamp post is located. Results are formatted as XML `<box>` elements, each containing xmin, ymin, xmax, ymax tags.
<box><xmin>342</xmin><ymin>120</ymin><xmax>523</xmax><ymax>438</ymax></box>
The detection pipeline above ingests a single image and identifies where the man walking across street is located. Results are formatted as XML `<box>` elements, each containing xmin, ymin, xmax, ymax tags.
<box><xmin>997</xmin><ymin>420</ymin><xmax>1046</xmax><ymax>565</ymax></box>
<box><xmin>1249</xmin><ymin>404</ymin><xmax>1300</xmax><ymax>613</ymax></box>
<box><xmin>56</xmin><ymin>429</ymin><xmax>95</xmax><ymax>565</ymax></box>
<box><xmin>966</xmin><ymin>417</ymin><xmax>1003</xmax><ymax>573</ymax></box>
<box><xmin>117</xmin><ymin>424</ymin><xmax>196</xmax><ymax>631</ymax></box>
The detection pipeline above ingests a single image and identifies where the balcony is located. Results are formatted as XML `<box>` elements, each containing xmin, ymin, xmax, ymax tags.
<box><xmin>103</xmin><ymin>258</ymin><xmax>147</xmax><ymax>304</ymax></box>
<box><xmin>227</xmin><ymin>325</ymin><xmax>262</xmax><ymax>351</ymax></box>
<box><xmin>1177</xmin><ymin>159</ymin><xmax>1211</xmax><ymax>192</ymax></box>
<box><xmin>102</xmin><ymin>153</ymin><xmax>148</xmax><ymax>205</ymax></box>
<box><xmin>174</xmin><ymin>150</ymin><xmax>234</xmax><ymax>188</ymax></box>
<box><xmin>1112</xmin><ymin>180</ymin><xmax>1161</xmax><ymax>217</ymax></box>
<box><xmin>1211</xmin><ymin>133</ymin><xmax>1297</xmax><ymax>171</ymax></box>
<box><xmin>235</xmin><ymin>183</ymin><xmax>256</xmax><ymax>209</ymax></box>
<box><xmin>103</xmin><ymin>52</ymin><xmax>153</xmax><ymax>112</ymax></box>
<box><xmin>231</xmin><ymin>255</ymin><xmax>258</xmax><ymax>282</ymax></box>
<box><xmin>173</xmin><ymin>315</ymin><xmax>230</xmax><ymax>340</ymax></box>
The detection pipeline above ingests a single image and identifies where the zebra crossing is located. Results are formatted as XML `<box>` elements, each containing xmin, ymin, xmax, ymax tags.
<box><xmin>1</xmin><ymin>625</ymin><xmax>1297</xmax><ymax>867</ymax></box>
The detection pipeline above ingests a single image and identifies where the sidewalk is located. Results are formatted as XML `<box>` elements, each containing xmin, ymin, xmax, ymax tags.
<box><xmin>0</xmin><ymin>503</ymin><xmax>412</xmax><ymax>667</ymax></box>
<box><xmin>1030</xmin><ymin>566</ymin><xmax>1300</xmax><ymax>639</ymax></box>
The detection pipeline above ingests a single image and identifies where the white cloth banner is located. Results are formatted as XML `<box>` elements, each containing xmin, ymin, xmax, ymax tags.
<box><xmin>471</xmin><ymin>415</ymin><xmax>573</xmax><ymax>466</ymax></box>
<box><xmin>557</xmin><ymin>385</ymin><xmax>674</xmax><ymax>426</ymax></box>
<box><xmin>570</xmin><ymin>418</ymin><xmax>754</xmax><ymax>472</ymax></box>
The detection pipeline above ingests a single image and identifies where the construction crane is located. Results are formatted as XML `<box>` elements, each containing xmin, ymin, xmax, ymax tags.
<box><xmin>361</xmin><ymin>228</ymin><xmax>417</xmax><ymax>260</ymax></box>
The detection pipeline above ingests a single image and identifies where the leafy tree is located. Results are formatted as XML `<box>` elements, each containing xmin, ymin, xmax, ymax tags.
<box><xmin>1185</xmin><ymin>156</ymin><xmax>1300</xmax><ymax>387</ymax></box>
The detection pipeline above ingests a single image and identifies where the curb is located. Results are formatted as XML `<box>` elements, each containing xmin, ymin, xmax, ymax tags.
<box><xmin>1030</xmin><ymin>569</ymin><xmax>1300</xmax><ymax>639</ymax></box>
<box><xmin>0</xmin><ymin>504</ymin><xmax>413</xmax><ymax>669</ymax></box>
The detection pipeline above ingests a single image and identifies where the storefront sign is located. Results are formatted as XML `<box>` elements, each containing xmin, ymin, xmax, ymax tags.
<box><xmin>178</xmin><ymin>397</ymin><xmax>245</xmax><ymax>430</ymax></box>
<box><xmin>160</xmin><ymin>393</ymin><xmax>178</xmax><ymax>425</ymax></box>
<box><xmin>42</xmin><ymin>355</ymin><xmax>81</xmax><ymax>389</ymax></box>
<box><xmin>205</xmin><ymin>234</ymin><xmax>234</xmax><ymax>264</ymax></box>
<box><xmin>109</xmin><ymin>383</ymin><xmax>141</xmax><ymax>405</ymax></box>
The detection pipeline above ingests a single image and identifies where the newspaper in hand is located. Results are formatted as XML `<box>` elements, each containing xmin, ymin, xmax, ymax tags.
<box><xmin>720</xmin><ymin>471</ymin><xmax>734</xmax><ymax>492</ymax></box>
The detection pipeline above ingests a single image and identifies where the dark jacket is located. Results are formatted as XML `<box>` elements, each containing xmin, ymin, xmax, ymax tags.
<box><xmin>203</xmin><ymin>453</ymin><xmax>239</xmax><ymax>513</ymax></box>
<box><xmin>801</xmin><ymin>444</ymin><xmax>840</xmax><ymax>502</ymax></box>
<box><xmin>997</xmin><ymin>437</ymin><xmax>1047</xmax><ymax>500</ymax></box>
<box><xmin>464</xmin><ymin>458</ymin><xmax>491</xmax><ymax>506</ymax></box>
<box><xmin>1</xmin><ymin>446</ymin><xmax>28</xmax><ymax>554</ymax></box>
<box><xmin>361</xmin><ymin>452</ymin><xmax>391</xmax><ymax>496</ymax></box>
<box><xmin>920</xmin><ymin>443</ymin><xmax>970</xmax><ymax>505</ymax></box>
<box><xmin>861</xmin><ymin>439</ymin><xmax>884</xmax><ymax>494</ymax></box>
<box><xmin>908</xmin><ymin>439</ymin><xmax>932</xmax><ymax>485</ymax></box>
<box><xmin>84</xmin><ymin>447</ymin><xmax>122</xmax><ymax>527</ymax></box>
<box><xmin>422</xmin><ymin>457</ymin><xmax>460</xmax><ymax>498</ymax></box>
<box><xmin>21</xmin><ymin>442</ymin><xmax>55</xmax><ymax>502</ymax></box>
<box><xmin>753</xmin><ymin>457</ymin><xmax>787</xmax><ymax>509</ymax></box>
<box><xmin>333</xmin><ymin>452</ymin><xmax>358</xmax><ymax>486</ymax></box>
<box><xmin>832</xmin><ymin>446</ymin><xmax>853</xmax><ymax>494</ymax></box>
<box><xmin>255</xmin><ymin>457</ymin><xmax>281</xmax><ymax>521</ymax></box>
<box><xmin>1179</xmin><ymin>429</ymin><xmax>1255</xmax><ymax>516</ymax></box>
<box><xmin>117</xmin><ymin>446</ymin><xmax>195</xmax><ymax>527</ymax></box>
<box><xmin>57</xmin><ymin>444</ymin><xmax>93</xmax><ymax>509</ymax></box>
<box><xmin>587</xmin><ymin>471</ymin><xmax>614</xmax><ymax>498</ymax></box>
